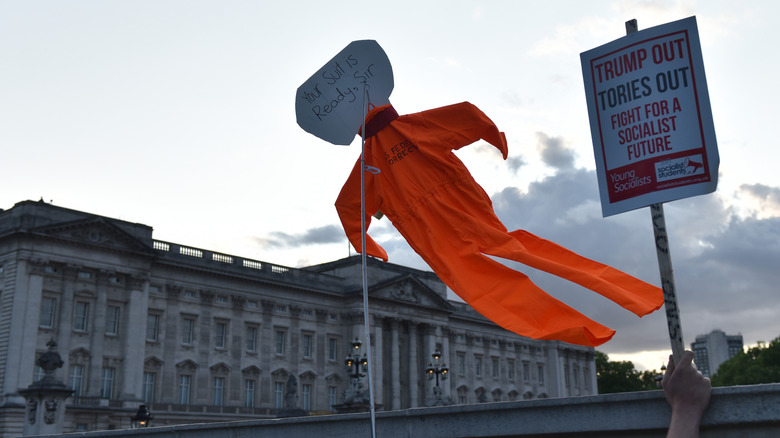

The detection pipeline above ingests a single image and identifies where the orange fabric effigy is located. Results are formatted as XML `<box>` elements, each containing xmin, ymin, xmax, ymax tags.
<box><xmin>335</xmin><ymin>102</ymin><xmax>663</xmax><ymax>347</ymax></box>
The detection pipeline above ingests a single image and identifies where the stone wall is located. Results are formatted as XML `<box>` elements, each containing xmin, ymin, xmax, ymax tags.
<box><xmin>27</xmin><ymin>384</ymin><xmax>780</xmax><ymax>438</ymax></box>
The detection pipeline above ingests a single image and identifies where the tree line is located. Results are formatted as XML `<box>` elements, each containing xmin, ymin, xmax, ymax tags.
<box><xmin>596</xmin><ymin>335</ymin><xmax>780</xmax><ymax>393</ymax></box>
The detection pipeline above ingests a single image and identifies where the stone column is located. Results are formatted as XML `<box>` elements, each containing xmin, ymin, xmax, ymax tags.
<box><xmin>408</xmin><ymin>321</ymin><xmax>419</xmax><ymax>408</ymax></box>
<box><xmin>442</xmin><ymin>328</ymin><xmax>453</xmax><ymax>400</ymax></box>
<box><xmin>161</xmin><ymin>284</ymin><xmax>182</xmax><ymax>404</ymax></box>
<box><xmin>230</xmin><ymin>294</ymin><xmax>247</xmax><ymax>404</ymax></box>
<box><xmin>371</xmin><ymin>315</ymin><xmax>383</xmax><ymax>407</ymax></box>
<box><xmin>390</xmin><ymin>319</ymin><xmax>401</xmax><ymax>410</ymax></box>
<box><xmin>289</xmin><ymin>305</ymin><xmax>302</xmax><ymax>377</ymax></box>
<box><xmin>5</xmin><ymin>259</ymin><xmax>45</xmax><ymax>403</ymax></box>
<box><xmin>260</xmin><ymin>300</ymin><xmax>276</xmax><ymax>406</ymax></box>
<box><xmin>87</xmin><ymin>271</ymin><xmax>109</xmax><ymax>397</ymax></box>
<box><xmin>56</xmin><ymin>266</ymin><xmax>78</xmax><ymax>384</ymax></box>
<box><xmin>122</xmin><ymin>275</ymin><xmax>149</xmax><ymax>401</ymax></box>
<box><xmin>422</xmin><ymin>324</ymin><xmax>436</xmax><ymax>399</ymax></box>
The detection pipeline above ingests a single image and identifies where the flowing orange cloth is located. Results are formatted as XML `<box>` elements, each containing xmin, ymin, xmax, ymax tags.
<box><xmin>335</xmin><ymin>102</ymin><xmax>663</xmax><ymax>347</ymax></box>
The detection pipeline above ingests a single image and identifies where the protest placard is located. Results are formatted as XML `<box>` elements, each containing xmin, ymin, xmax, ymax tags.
<box><xmin>581</xmin><ymin>16</ymin><xmax>718</xmax><ymax>216</ymax></box>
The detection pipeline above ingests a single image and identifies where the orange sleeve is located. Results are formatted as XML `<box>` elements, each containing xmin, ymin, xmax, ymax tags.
<box><xmin>412</xmin><ymin>102</ymin><xmax>508</xmax><ymax>159</ymax></box>
<box><xmin>334</xmin><ymin>159</ymin><xmax>389</xmax><ymax>262</ymax></box>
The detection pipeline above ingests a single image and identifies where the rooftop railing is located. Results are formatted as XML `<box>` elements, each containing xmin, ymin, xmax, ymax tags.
<box><xmin>152</xmin><ymin>240</ymin><xmax>341</xmax><ymax>288</ymax></box>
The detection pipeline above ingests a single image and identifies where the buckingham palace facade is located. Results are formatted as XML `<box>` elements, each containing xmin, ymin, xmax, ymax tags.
<box><xmin>0</xmin><ymin>200</ymin><xmax>596</xmax><ymax>435</ymax></box>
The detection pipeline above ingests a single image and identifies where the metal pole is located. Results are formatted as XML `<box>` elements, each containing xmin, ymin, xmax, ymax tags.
<box><xmin>626</xmin><ymin>19</ymin><xmax>684</xmax><ymax>362</ymax></box>
<box><xmin>359</xmin><ymin>85</ymin><xmax>378</xmax><ymax>438</ymax></box>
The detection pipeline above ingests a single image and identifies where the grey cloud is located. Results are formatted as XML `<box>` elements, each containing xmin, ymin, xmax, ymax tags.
<box><xmin>256</xmin><ymin>224</ymin><xmax>345</xmax><ymax>248</ymax></box>
<box><xmin>740</xmin><ymin>183</ymin><xmax>780</xmax><ymax>211</ymax></box>
<box><xmin>488</xmin><ymin>168</ymin><xmax>780</xmax><ymax>353</ymax></box>
<box><xmin>536</xmin><ymin>131</ymin><xmax>575</xmax><ymax>171</ymax></box>
<box><xmin>506</xmin><ymin>156</ymin><xmax>526</xmax><ymax>173</ymax></box>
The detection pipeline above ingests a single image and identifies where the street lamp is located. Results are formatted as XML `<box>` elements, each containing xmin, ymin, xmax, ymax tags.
<box><xmin>655</xmin><ymin>363</ymin><xmax>667</xmax><ymax>388</ymax></box>
<box><xmin>425</xmin><ymin>350</ymin><xmax>449</xmax><ymax>403</ymax></box>
<box><xmin>345</xmin><ymin>337</ymin><xmax>368</xmax><ymax>379</ymax></box>
<box><xmin>130</xmin><ymin>404</ymin><xmax>153</xmax><ymax>428</ymax></box>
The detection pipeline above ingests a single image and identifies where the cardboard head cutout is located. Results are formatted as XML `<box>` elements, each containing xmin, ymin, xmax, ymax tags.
<box><xmin>296</xmin><ymin>40</ymin><xmax>394</xmax><ymax>145</ymax></box>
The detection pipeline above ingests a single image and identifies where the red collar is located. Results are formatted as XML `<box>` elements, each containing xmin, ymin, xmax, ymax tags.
<box><xmin>361</xmin><ymin>105</ymin><xmax>399</xmax><ymax>138</ymax></box>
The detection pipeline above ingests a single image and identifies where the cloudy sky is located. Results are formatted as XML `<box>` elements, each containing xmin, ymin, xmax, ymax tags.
<box><xmin>2</xmin><ymin>0</ymin><xmax>778</xmax><ymax>371</ymax></box>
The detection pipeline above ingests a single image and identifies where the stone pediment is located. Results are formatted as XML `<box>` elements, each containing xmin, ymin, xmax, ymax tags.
<box><xmin>369</xmin><ymin>275</ymin><xmax>454</xmax><ymax>312</ymax></box>
<box><xmin>31</xmin><ymin>217</ymin><xmax>154</xmax><ymax>255</ymax></box>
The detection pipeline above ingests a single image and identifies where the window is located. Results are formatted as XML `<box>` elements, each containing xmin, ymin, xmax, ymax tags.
<box><xmin>537</xmin><ymin>364</ymin><xmax>545</xmax><ymax>385</ymax></box>
<box><xmin>328</xmin><ymin>337</ymin><xmax>338</xmax><ymax>361</ymax></box>
<box><xmin>475</xmin><ymin>356</ymin><xmax>482</xmax><ymax>377</ymax></box>
<box><xmin>105</xmin><ymin>305</ymin><xmax>120</xmax><ymax>335</ymax></box>
<box><xmin>101</xmin><ymin>368</ymin><xmax>115</xmax><ymax>399</ymax></box>
<box><xmin>507</xmin><ymin>359</ymin><xmax>515</xmax><ymax>380</ymax></box>
<box><xmin>573</xmin><ymin>366</ymin><xmax>579</xmax><ymax>388</ymax></box>
<box><xmin>564</xmin><ymin>364</ymin><xmax>570</xmax><ymax>388</ymax></box>
<box><xmin>302</xmin><ymin>333</ymin><xmax>313</xmax><ymax>358</ymax></box>
<box><xmin>213</xmin><ymin>377</ymin><xmax>225</xmax><ymax>406</ymax></box>
<box><xmin>584</xmin><ymin>366</ymin><xmax>591</xmax><ymax>390</ymax></box>
<box><xmin>182</xmin><ymin>318</ymin><xmax>195</xmax><ymax>345</ymax></box>
<box><xmin>38</xmin><ymin>297</ymin><xmax>57</xmax><ymax>328</ymax></box>
<box><xmin>78</xmin><ymin>271</ymin><xmax>92</xmax><ymax>280</ymax></box>
<box><xmin>39</xmin><ymin>297</ymin><xmax>56</xmax><ymax>328</ymax></box>
<box><xmin>246</xmin><ymin>326</ymin><xmax>258</xmax><ymax>352</ymax></box>
<box><xmin>244</xmin><ymin>380</ymin><xmax>256</xmax><ymax>408</ymax></box>
<box><xmin>69</xmin><ymin>365</ymin><xmax>85</xmax><ymax>397</ymax></box>
<box><xmin>302</xmin><ymin>384</ymin><xmax>311</xmax><ymax>411</ymax></box>
<box><xmin>178</xmin><ymin>375</ymin><xmax>191</xmax><ymax>404</ymax></box>
<box><xmin>33</xmin><ymin>365</ymin><xmax>45</xmax><ymax>382</ymax></box>
<box><xmin>275</xmin><ymin>330</ymin><xmax>286</xmax><ymax>355</ymax></box>
<box><xmin>457</xmin><ymin>353</ymin><xmax>466</xmax><ymax>375</ymax></box>
<box><xmin>274</xmin><ymin>382</ymin><xmax>284</xmax><ymax>409</ymax></box>
<box><xmin>215</xmin><ymin>322</ymin><xmax>227</xmax><ymax>348</ymax></box>
<box><xmin>74</xmin><ymin>302</ymin><xmax>90</xmax><ymax>332</ymax></box>
<box><xmin>143</xmin><ymin>372</ymin><xmax>156</xmax><ymax>403</ymax></box>
<box><xmin>491</xmin><ymin>357</ymin><xmax>499</xmax><ymax>378</ymax></box>
<box><xmin>146</xmin><ymin>314</ymin><xmax>159</xmax><ymax>342</ymax></box>
<box><xmin>328</xmin><ymin>386</ymin><xmax>337</xmax><ymax>411</ymax></box>
<box><xmin>523</xmin><ymin>362</ymin><xmax>530</xmax><ymax>383</ymax></box>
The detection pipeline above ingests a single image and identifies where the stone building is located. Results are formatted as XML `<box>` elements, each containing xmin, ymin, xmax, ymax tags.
<box><xmin>0</xmin><ymin>200</ymin><xmax>596</xmax><ymax>436</ymax></box>
<box><xmin>691</xmin><ymin>329</ymin><xmax>744</xmax><ymax>378</ymax></box>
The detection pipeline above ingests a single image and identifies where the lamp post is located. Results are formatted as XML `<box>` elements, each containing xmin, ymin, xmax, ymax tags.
<box><xmin>345</xmin><ymin>337</ymin><xmax>369</xmax><ymax>381</ymax></box>
<box><xmin>333</xmin><ymin>337</ymin><xmax>372</xmax><ymax>413</ymax></box>
<box><xmin>655</xmin><ymin>363</ymin><xmax>667</xmax><ymax>388</ymax></box>
<box><xmin>425</xmin><ymin>350</ymin><xmax>449</xmax><ymax>405</ymax></box>
<box><xmin>130</xmin><ymin>404</ymin><xmax>153</xmax><ymax>428</ymax></box>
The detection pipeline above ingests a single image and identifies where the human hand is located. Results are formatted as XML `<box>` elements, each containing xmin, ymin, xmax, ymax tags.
<box><xmin>662</xmin><ymin>350</ymin><xmax>712</xmax><ymax>438</ymax></box>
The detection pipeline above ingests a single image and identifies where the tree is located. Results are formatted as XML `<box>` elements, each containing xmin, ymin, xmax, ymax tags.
<box><xmin>596</xmin><ymin>351</ymin><xmax>663</xmax><ymax>394</ymax></box>
<box><xmin>711</xmin><ymin>336</ymin><xmax>780</xmax><ymax>386</ymax></box>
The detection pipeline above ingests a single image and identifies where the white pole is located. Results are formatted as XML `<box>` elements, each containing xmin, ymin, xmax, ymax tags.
<box><xmin>359</xmin><ymin>85</ymin><xmax>378</xmax><ymax>438</ymax></box>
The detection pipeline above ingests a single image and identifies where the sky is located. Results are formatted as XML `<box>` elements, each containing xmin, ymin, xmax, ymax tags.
<box><xmin>2</xmin><ymin>0</ymin><xmax>779</xmax><ymax>371</ymax></box>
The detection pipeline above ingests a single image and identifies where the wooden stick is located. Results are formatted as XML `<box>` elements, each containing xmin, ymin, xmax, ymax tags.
<box><xmin>626</xmin><ymin>18</ymin><xmax>685</xmax><ymax>362</ymax></box>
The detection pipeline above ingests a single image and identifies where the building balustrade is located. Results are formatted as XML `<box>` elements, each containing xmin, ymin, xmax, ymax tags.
<box><xmin>152</xmin><ymin>240</ymin><xmax>340</xmax><ymax>287</ymax></box>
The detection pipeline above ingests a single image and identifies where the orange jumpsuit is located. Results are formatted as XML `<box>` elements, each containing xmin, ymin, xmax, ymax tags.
<box><xmin>335</xmin><ymin>102</ymin><xmax>663</xmax><ymax>347</ymax></box>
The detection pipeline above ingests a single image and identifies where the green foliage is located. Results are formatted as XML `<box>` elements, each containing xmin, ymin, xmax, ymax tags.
<box><xmin>711</xmin><ymin>336</ymin><xmax>780</xmax><ymax>387</ymax></box>
<box><xmin>596</xmin><ymin>351</ymin><xmax>663</xmax><ymax>394</ymax></box>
